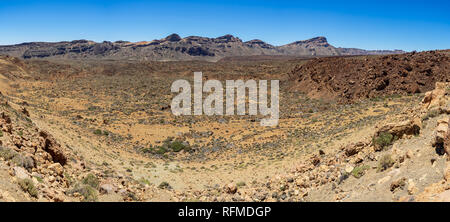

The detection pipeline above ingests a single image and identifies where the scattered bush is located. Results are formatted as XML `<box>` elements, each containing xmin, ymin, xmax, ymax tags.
<box><xmin>421</xmin><ymin>109</ymin><xmax>441</xmax><ymax>121</ymax></box>
<box><xmin>69</xmin><ymin>184</ymin><xmax>97</xmax><ymax>202</ymax></box>
<box><xmin>12</xmin><ymin>155</ymin><xmax>34</xmax><ymax>170</ymax></box>
<box><xmin>82</xmin><ymin>173</ymin><xmax>99</xmax><ymax>189</ymax></box>
<box><xmin>18</xmin><ymin>178</ymin><xmax>38</xmax><ymax>198</ymax></box>
<box><xmin>158</xmin><ymin>181</ymin><xmax>171</xmax><ymax>189</ymax></box>
<box><xmin>169</xmin><ymin>141</ymin><xmax>188</xmax><ymax>152</ymax></box>
<box><xmin>236</xmin><ymin>181</ymin><xmax>246</xmax><ymax>187</ymax></box>
<box><xmin>0</xmin><ymin>146</ymin><xmax>17</xmax><ymax>160</ymax></box>
<box><xmin>373</xmin><ymin>132</ymin><xmax>394</xmax><ymax>150</ymax></box>
<box><xmin>377</xmin><ymin>154</ymin><xmax>395</xmax><ymax>172</ymax></box>
<box><xmin>351</xmin><ymin>165</ymin><xmax>370</xmax><ymax>178</ymax></box>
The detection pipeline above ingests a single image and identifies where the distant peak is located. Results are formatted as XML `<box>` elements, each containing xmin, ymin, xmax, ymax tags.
<box><xmin>289</xmin><ymin>36</ymin><xmax>329</xmax><ymax>45</ymax></box>
<box><xmin>309</xmin><ymin>36</ymin><xmax>328</xmax><ymax>43</ymax></box>
<box><xmin>164</xmin><ymin>33</ymin><xmax>182</xmax><ymax>42</ymax></box>
<box><xmin>215</xmin><ymin>34</ymin><xmax>242</xmax><ymax>42</ymax></box>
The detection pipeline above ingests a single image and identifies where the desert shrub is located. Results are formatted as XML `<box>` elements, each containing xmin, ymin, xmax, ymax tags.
<box><xmin>0</xmin><ymin>131</ymin><xmax>3</xmax><ymax>137</ymax></box>
<box><xmin>236</xmin><ymin>181</ymin><xmax>246</xmax><ymax>187</ymax></box>
<box><xmin>138</xmin><ymin>177</ymin><xmax>151</xmax><ymax>185</ymax></box>
<box><xmin>158</xmin><ymin>181</ymin><xmax>171</xmax><ymax>189</ymax></box>
<box><xmin>0</xmin><ymin>146</ymin><xmax>17</xmax><ymax>160</ymax></box>
<box><xmin>82</xmin><ymin>173</ymin><xmax>99</xmax><ymax>189</ymax></box>
<box><xmin>169</xmin><ymin>141</ymin><xmax>188</xmax><ymax>152</ymax></box>
<box><xmin>93</xmin><ymin>129</ymin><xmax>102</xmax><ymax>135</ymax></box>
<box><xmin>351</xmin><ymin>165</ymin><xmax>370</xmax><ymax>178</ymax></box>
<box><xmin>12</xmin><ymin>155</ymin><xmax>34</xmax><ymax>170</ymax></box>
<box><xmin>373</xmin><ymin>132</ymin><xmax>394</xmax><ymax>150</ymax></box>
<box><xmin>377</xmin><ymin>154</ymin><xmax>395</xmax><ymax>172</ymax></box>
<box><xmin>421</xmin><ymin>109</ymin><xmax>441</xmax><ymax>121</ymax></box>
<box><xmin>69</xmin><ymin>184</ymin><xmax>97</xmax><ymax>202</ymax></box>
<box><xmin>18</xmin><ymin>178</ymin><xmax>38</xmax><ymax>198</ymax></box>
<box><xmin>155</xmin><ymin>146</ymin><xmax>169</xmax><ymax>155</ymax></box>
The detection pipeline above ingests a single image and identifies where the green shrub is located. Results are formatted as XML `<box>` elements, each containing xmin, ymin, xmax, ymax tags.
<box><xmin>69</xmin><ymin>184</ymin><xmax>97</xmax><ymax>202</ymax></box>
<box><xmin>236</xmin><ymin>181</ymin><xmax>246</xmax><ymax>187</ymax></box>
<box><xmin>155</xmin><ymin>146</ymin><xmax>169</xmax><ymax>155</ymax></box>
<box><xmin>93</xmin><ymin>129</ymin><xmax>103</xmax><ymax>135</ymax></box>
<box><xmin>158</xmin><ymin>181</ymin><xmax>170</xmax><ymax>189</ymax></box>
<box><xmin>18</xmin><ymin>179</ymin><xmax>38</xmax><ymax>198</ymax></box>
<box><xmin>0</xmin><ymin>146</ymin><xmax>17</xmax><ymax>160</ymax></box>
<box><xmin>351</xmin><ymin>165</ymin><xmax>370</xmax><ymax>178</ymax></box>
<box><xmin>82</xmin><ymin>173</ymin><xmax>99</xmax><ymax>189</ymax></box>
<box><xmin>373</xmin><ymin>132</ymin><xmax>394</xmax><ymax>150</ymax></box>
<box><xmin>421</xmin><ymin>109</ymin><xmax>441</xmax><ymax>121</ymax></box>
<box><xmin>0</xmin><ymin>131</ymin><xmax>3</xmax><ymax>137</ymax></box>
<box><xmin>169</xmin><ymin>141</ymin><xmax>187</xmax><ymax>152</ymax></box>
<box><xmin>377</xmin><ymin>154</ymin><xmax>395</xmax><ymax>172</ymax></box>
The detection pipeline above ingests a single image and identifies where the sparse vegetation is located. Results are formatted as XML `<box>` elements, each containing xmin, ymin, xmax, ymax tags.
<box><xmin>236</xmin><ymin>181</ymin><xmax>246</xmax><ymax>187</ymax></box>
<box><xmin>377</xmin><ymin>154</ymin><xmax>395</xmax><ymax>172</ymax></box>
<box><xmin>82</xmin><ymin>173</ymin><xmax>99</xmax><ymax>189</ymax></box>
<box><xmin>0</xmin><ymin>146</ymin><xmax>17</xmax><ymax>160</ymax></box>
<box><xmin>351</xmin><ymin>165</ymin><xmax>370</xmax><ymax>178</ymax></box>
<box><xmin>18</xmin><ymin>178</ymin><xmax>38</xmax><ymax>198</ymax></box>
<box><xmin>69</xmin><ymin>184</ymin><xmax>98</xmax><ymax>202</ymax></box>
<box><xmin>158</xmin><ymin>181</ymin><xmax>171</xmax><ymax>189</ymax></box>
<box><xmin>373</xmin><ymin>132</ymin><xmax>395</xmax><ymax>150</ymax></box>
<box><xmin>421</xmin><ymin>109</ymin><xmax>441</xmax><ymax>121</ymax></box>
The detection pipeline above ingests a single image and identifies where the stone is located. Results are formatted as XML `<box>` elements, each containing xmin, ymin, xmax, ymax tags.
<box><xmin>100</xmin><ymin>184</ymin><xmax>116</xmax><ymax>194</ymax></box>
<box><xmin>13</xmin><ymin>167</ymin><xmax>30</xmax><ymax>180</ymax></box>
<box><xmin>407</xmin><ymin>179</ymin><xmax>418</xmax><ymax>195</ymax></box>
<box><xmin>224</xmin><ymin>183</ymin><xmax>237</xmax><ymax>194</ymax></box>
<box><xmin>422</xmin><ymin>82</ymin><xmax>448</xmax><ymax>109</ymax></box>
<box><xmin>48</xmin><ymin>163</ymin><xmax>64</xmax><ymax>176</ymax></box>
<box><xmin>374</xmin><ymin>117</ymin><xmax>421</xmax><ymax>142</ymax></box>
<box><xmin>378</xmin><ymin>176</ymin><xmax>391</xmax><ymax>185</ymax></box>
<box><xmin>344</xmin><ymin>165</ymin><xmax>354</xmax><ymax>174</ymax></box>
<box><xmin>445</xmin><ymin>119</ymin><xmax>450</xmax><ymax>157</ymax></box>
<box><xmin>390</xmin><ymin>177</ymin><xmax>407</xmax><ymax>192</ymax></box>
<box><xmin>445</xmin><ymin>162</ymin><xmax>450</xmax><ymax>182</ymax></box>
<box><xmin>344</xmin><ymin>142</ymin><xmax>365</xmax><ymax>157</ymax></box>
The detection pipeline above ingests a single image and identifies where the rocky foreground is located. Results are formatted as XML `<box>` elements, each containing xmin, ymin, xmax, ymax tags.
<box><xmin>1</xmin><ymin>78</ymin><xmax>449</xmax><ymax>201</ymax></box>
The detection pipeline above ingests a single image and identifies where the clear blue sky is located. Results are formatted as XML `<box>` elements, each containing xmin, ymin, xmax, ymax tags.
<box><xmin>0</xmin><ymin>0</ymin><xmax>449</xmax><ymax>51</ymax></box>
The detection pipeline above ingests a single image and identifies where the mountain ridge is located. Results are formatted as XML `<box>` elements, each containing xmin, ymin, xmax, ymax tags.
<box><xmin>0</xmin><ymin>34</ymin><xmax>405</xmax><ymax>61</ymax></box>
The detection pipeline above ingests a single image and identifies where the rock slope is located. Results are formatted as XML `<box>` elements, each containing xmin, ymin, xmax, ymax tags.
<box><xmin>290</xmin><ymin>50</ymin><xmax>450</xmax><ymax>103</ymax></box>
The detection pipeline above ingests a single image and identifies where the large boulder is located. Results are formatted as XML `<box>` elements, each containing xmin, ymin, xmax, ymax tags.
<box><xmin>445</xmin><ymin>120</ymin><xmax>450</xmax><ymax>158</ymax></box>
<box><xmin>373</xmin><ymin>118</ymin><xmax>422</xmax><ymax>150</ymax></box>
<box><xmin>422</xmin><ymin>82</ymin><xmax>448</xmax><ymax>110</ymax></box>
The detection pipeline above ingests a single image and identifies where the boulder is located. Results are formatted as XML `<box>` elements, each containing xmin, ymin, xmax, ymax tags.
<box><xmin>422</xmin><ymin>82</ymin><xmax>448</xmax><ymax>109</ymax></box>
<box><xmin>434</xmin><ymin>117</ymin><xmax>449</xmax><ymax>144</ymax></box>
<box><xmin>13</xmin><ymin>167</ymin><xmax>30</xmax><ymax>180</ymax></box>
<box><xmin>48</xmin><ymin>163</ymin><xmax>64</xmax><ymax>176</ymax></box>
<box><xmin>99</xmin><ymin>184</ymin><xmax>116</xmax><ymax>194</ymax></box>
<box><xmin>344</xmin><ymin>142</ymin><xmax>366</xmax><ymax>157</ymax></box>
<box><xmin>224</xmin><ymin>183</ymin><xmax>237</xmax><ymax>194</ymax></box>
<box><xmin>445</xmin><ymin>120</ymin><xmax>450</xmax><ymax>158</ymax></box>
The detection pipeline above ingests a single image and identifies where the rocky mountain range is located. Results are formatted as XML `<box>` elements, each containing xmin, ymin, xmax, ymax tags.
<box><xmin>0</xmin><ymin>34</ymin><xmax>405</xmax><ymax>61</ymax></box>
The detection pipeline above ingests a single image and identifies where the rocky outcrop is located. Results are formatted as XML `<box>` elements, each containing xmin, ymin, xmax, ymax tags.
<box><xmin>38</xmin><ymin>131</ymin><xmax>67</xmax><ymax>166</ymax></box>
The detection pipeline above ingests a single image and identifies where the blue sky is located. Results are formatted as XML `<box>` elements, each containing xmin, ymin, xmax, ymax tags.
<box><xmin>0</xmin><ymin>0</ymin><xmax>449</xmax><ymax>51</ymax></box>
